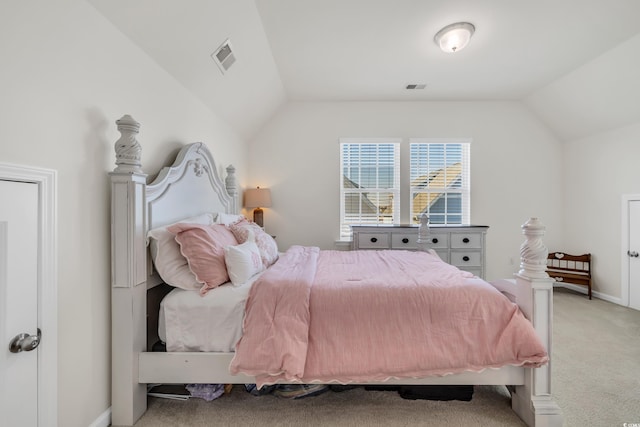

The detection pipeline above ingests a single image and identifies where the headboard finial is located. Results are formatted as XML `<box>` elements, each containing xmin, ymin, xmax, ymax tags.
<box><xmin>225</xmin><ymin>165</ymin><xmax>237</xmax><ymax>196</ymax></box>
<box><xmin>114</xmin><ymin>114</ymin><xmax>143</xmax><ymax>173</ymax></box>
<box><xmin>519</xmin><ymin>217</ymin><xmax>549</xmax><ymax>278</ymax></box>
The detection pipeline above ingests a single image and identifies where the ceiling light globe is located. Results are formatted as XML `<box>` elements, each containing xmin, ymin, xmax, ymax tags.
<box><xmin>434</xmin><ymin>22</ymin><xmax>475</xmax><ymax>53</ymax></box>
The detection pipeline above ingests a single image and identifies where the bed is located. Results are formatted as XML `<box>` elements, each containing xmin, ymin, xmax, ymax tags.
<box><xmin>110</xmin><ymin>114</ymin><xmax>563</xmax><ymax>426</ymax></box>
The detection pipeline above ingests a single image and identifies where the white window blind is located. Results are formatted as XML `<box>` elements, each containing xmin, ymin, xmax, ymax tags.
<box><xmin>410</xmin><ymin>139</ymin><xmax>470</xmax><ymax>225</ymax></box>
<box><xmin>340</xmin><ymin>139</ymin><xmax>400</xmax><ymax>239</ymax></box>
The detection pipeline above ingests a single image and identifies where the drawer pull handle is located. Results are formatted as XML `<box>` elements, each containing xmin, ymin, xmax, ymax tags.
<box><xmin>402</xmin><ymin>238</ymin><xmax>409</xmax><ymax>244</ymax></box>
<box><xmin>431</xmin><ymin>238</ymin><xmax>438</xmax><ymax>244</ymax></box>
<box><xmin>462</xmin><ymin>256</ymin><xmax>470</xmax><ymax>262</ymax></box>
<box><xmin>370</xmin><ymin>237</ymin><xmax>378</xmax><ymax>243</ymax></box>
<box><xmin>462</xmin><ymin>237</ymin><xmax>470</xmax><ymax>243</ymax></box>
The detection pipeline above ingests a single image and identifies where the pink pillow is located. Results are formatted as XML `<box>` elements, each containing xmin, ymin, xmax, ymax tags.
<box><xmin>228</xmin><ymin>219</ymin><xmax>278</xmax><ymax>268</ymax></box>
<box><xmin>147</xmin><ymin>213</ymin><xmax>215</xmax><ymax>291</ymax></box>
<box><xmin>168</xmin><ymin>223</ymin><xmax>238</xmax><ymax>296</ymax></box>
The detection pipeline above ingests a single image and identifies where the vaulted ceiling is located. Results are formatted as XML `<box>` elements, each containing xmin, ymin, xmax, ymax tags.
<box><xmin>89</xmin><ymin>0</ymin><xmax>640</xmax><ymax>141</ymax></box>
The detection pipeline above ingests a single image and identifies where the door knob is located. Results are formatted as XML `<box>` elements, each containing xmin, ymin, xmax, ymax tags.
<box><xmin>9</xmin><ymin>328</ymin><xmax>41</xmax><ymax>353</ymax></box>
<box><xmin>628</xmin><ymin>250</ymin><xmax>639</xmax><ymax>258</ymax></box>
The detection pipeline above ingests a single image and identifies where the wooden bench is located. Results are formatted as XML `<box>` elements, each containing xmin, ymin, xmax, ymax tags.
<box><xmin>546</xmin><ymin>252</ymin><xmax>592</xmax><ymax>299</ymax></box>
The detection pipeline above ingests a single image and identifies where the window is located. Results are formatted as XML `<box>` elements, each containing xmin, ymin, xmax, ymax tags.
<box><xmin>339</xmin><ymin>139</ymin><xmax>400</xmax><ymax>239</ymax></box>
<box><xmin>410</xmin><ymin>139</ymin><xmax>470</xmax><ymax>225</ymax></box>
<box><xmin>338</xmin><ymin>138</ymin><xmax>470</xmax><ymax>239</ymax></box>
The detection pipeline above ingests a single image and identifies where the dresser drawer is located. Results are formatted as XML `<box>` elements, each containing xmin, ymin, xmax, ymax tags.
<box><xmin>391</xmin><ymin>233</ymin><xmax>417</xmax><ymax>249</ymax></box>
<box><xmin>450</xmin><ymin>250</ymin><xmax>481</xmax><ymax>267</ymax></box>
<box><xmin>357</xmin><ymin>233</ymin><xmax>390</xmax><ymax>249</ymax></box>
<box><xmin>450</xmin><ymin>233</ymin><xmax>482</xmax><ymax>249</ymax></box>
<box><xmin>434</xmin><ymin>249</ymin><xmax>449</xmax><ymax>263</ymax></box>
<box><xmin>426</xmin><ymin>233</ymin><xmax>449</xmax><ymax>249</ymax></box>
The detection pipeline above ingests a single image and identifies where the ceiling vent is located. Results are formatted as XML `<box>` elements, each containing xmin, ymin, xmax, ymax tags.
<box><xmin>212</xmin><ymin>39</ymin><xmax>235</xmax><ymax>74</ymax></box>
<box><xmin>406</xmin><ymin>84</ymin><xmax>426</xmax><ymax>90</ymax></box>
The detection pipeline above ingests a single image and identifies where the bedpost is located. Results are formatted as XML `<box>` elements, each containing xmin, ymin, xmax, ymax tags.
<box><xmin>416</xmin><ymin>214</ymin><xmax>430</xmax><ymax>251</ymax></box>
<box><xmin>109</xmin><ymin>115</ymin><xmax>148</xmax><ymax>426</ymax></box>
<box><xmin>225</xmin><ymin>164</ymin><xmax>238</xmax><ymax>214</ymax></box>
<box><xmin>511</xmin><ymin>218</ymin><xmax>563</xmax><ymax>427</ymax></box>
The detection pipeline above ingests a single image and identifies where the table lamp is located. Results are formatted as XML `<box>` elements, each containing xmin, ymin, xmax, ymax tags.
<box><xmin>244</xmin><ymin>187</ymin><xmax>272</xmax><ymax>228</ymax></box>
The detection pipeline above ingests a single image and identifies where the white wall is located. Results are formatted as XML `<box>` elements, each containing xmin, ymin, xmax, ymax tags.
<box><xmin>88</xmin><ymin>0</ymin><xmax>287</xmax><ymax>141</ymax></box>
<box><xmin>524</xmin><ymin>33</ymin><xmax>640</xmax><ymax>142</ymax></box>
<box><xmin>562</xmin><ymin>122</ymin><xmax>640</xmax><ymax>300</ymax></box>
<box><xmin>525</xmin><ymin>31</ymin><xmax>640</xmax><ymax>301</ymax></box>
<box><xmin>0</xmin><ymin>2</ymin><xmax>247</xmax><ymax>426</ymax></box>
<box><xmin>248</xmin><ymin>101</ymin><xmax>564</xmax><ymax>281</ymax></box>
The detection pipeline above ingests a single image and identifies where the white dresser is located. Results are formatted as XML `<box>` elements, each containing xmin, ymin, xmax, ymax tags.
<box><xmin>350</xmin><ymin>224</ymin><xmax>489</xmax><ymax>279</ymax></box>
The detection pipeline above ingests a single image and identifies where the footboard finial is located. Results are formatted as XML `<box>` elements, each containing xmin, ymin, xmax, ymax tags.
<box><xmin>114</xmin><ymin>114</ymin><xmax>142</xmax><ymax>173</ymax></box>
<box><xmin>519</xmin><ymin>217</ymin><xmax>549</xmax><ymax>279</ymax></box>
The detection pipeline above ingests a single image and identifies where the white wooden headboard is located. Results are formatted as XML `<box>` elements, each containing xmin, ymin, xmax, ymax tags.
<box><xmin>110</xmin><ymin>115</ymin><xmax>239</xmax><ymax>287</ymax></box>
<box><xmin>146</xmin><ymin>142</ymin><xmax>238</xmax><ymax>231</ymax></box>
<box><xmin>109</xmin><ymin>114</ymin><xmax>240</xmax><ymax>422</ymax></box>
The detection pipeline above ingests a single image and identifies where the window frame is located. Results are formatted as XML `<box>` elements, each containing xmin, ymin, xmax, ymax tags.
<box><xmin>409</xmin><ymin>138</ymin><xmax>471</xmax><ymax>226</ymax></box>
<box><xmin>339</xmin><ymin>138</ymin><xmax>401</xmax><ymax>240</ymax></box>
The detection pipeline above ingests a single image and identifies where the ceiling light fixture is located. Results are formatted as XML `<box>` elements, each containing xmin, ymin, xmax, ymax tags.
<box><xmin>434</xmin><ymin>22</ymin><xmax>475</xmax><ymax>53</ymax></box>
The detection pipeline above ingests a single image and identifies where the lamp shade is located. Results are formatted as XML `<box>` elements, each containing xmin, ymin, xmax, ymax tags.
<box><xmin>434</xmin><ymin>22</ymin><xmax>475</xmax><ymax>53</ymax></box>
<box><xmin>244</xmin><ymin>187</ymin><xmax>272</xmax><ymax>208</ymax></box>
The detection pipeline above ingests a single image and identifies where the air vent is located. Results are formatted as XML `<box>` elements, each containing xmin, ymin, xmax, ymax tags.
<box><xmin>406</xmin><ymin>84</ymin><xmax>427</xmax><ymax>90</ymax></box>
<box><xmin>212</xmin><ymin>39</ymin><xmax>235</xmax><ymax>74</ymax></box>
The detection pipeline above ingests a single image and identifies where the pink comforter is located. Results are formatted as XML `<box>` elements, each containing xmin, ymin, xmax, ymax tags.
<box><xmin>230</xmin><ymin>246</ymin><xmax>548</xmax><ymax>386</ymax></box>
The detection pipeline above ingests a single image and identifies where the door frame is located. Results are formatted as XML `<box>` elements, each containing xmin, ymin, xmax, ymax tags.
<box><xmin>0</xmin><ymin>163</ymin><xmax>57</xmax><ymax>427</ymax></box>
<box><xmin>621</xmin><ymin>194</ymin><xmax>640</xmax><ymax>308</ymax></box>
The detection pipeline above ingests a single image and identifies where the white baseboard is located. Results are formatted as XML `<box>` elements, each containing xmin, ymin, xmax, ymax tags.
<box><xmin>592</xmin><ymin>290</ymin><xmax>623</xmax><ymax>305</ymax></box>
<box><xmin>553</xmin><ymin>283</ymin><xmax>623</xmax><ymax>305</ymax></box>
<box><xmin>89</xmin><ymin>407</ymin><xmax>111</xmax><ymax>427</ymax></box>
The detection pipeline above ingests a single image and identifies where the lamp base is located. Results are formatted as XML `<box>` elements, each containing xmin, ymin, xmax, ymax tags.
<box><xmin>253</xmin><ymin>207</ymin><xmax>264</xmax><ymax>228</ymax></box>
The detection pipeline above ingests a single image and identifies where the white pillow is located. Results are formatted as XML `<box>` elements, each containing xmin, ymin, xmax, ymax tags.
<box><xmin>228</xmin><ymin>218</ymin><xmax>279</xmax><ymax>268</ymax></box>
<box><xmin>215</xmin><ymin>212</ymin><xmax>244</xmax><ymax>226</ymax></box>
<box><xmin>147</xmin><ymin>213</ymin><xmax>215</xmax><ymax>290</ymax></box>
<box><xmin>224</xmin><ymin>231</ymin><xmax>264</xmax><ymax>286</ymax></box>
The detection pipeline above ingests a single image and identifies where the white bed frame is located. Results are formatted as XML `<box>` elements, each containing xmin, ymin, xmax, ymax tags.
<box><xmin>109</xmin><ymin>114</ymin><xmax>563</xmax><ymax>427</ymax></box>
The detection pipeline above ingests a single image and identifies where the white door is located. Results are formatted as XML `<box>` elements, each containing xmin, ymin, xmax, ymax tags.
<box><xmin>0</xmin><ymin>179</ymin><xmax>39</xmax><ymax>427</ymax></box>
<box><xmin>629</xmin><ymin>199</ymin><xmax>640</xmax><ymax>310</ymax></box>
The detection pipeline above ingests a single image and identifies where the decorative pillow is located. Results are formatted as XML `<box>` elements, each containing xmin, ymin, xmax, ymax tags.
<box><xmin>215</xmin><ymin>212</ymin><xmax>245</xmax><ymax>226</ymax></box>
<box><xmin>229</xmin><ymin>218</ymin><xmax>278</xmax><ymax>268</ymax></box>
<box><xmin>147</xmin><ymin>213</ymin><xmax>215</xmax><ymax>290</ymax></box>
<box><xmin>224</xmin><ymin>231</ymin><xmax>264</xmax><ymax>286</ymax></box>
<box><xmin>168</xmin><ymin>223</ymin><xmax>239</xmax><ymax>296</ymax></box>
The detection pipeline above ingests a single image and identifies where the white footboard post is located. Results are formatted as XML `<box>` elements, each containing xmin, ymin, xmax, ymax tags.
<box><xmin>109</xmin><ymin>115</ymin><xmax>148</xmax><ymax>426</ymax></box>
<box><xmin>511</xmin><ymin>218</ymin><xmax>563</xmax><ymax>427</ymax></box>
